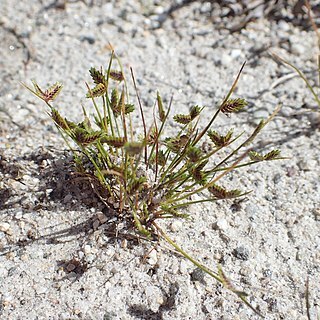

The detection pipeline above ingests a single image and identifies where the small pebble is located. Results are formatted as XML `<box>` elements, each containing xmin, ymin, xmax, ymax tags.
<box><xmin>313</xmin><ymin>251</ymin><xmax>320</xmax><ymax>264</ymax></box>
<box><xmin>86</xmin><ymin>254</ymin><xmax>95</xmax><ymax>264</ymax></box>
<box><xmin>147</xmin><ymin>250</ymin><xmax>158</xmax><ymax>266</ymax></box>
<box><xmin>20</xmin><ymin>254</ymin><xmax>28</xmax><ymax>261</ymax></box>
<box><xmin>79</xmin><ymin>35</ymin><xmax>95</xmax><ymax>44</ymax></box>
<box><xmin>221</xmin><ymin>54</ymin><xmax>233</xmax><ymax>66</ymax></box>
<box><xmin>34</xmin><ymin>285</ymin><xmax>47</xmax><ymax>295</ymax></box>
<box><xmin>63</xmin><ymin>194</ymin><xmax>73</xmax><ymax>203</ymax></box>
<box><xmin>230</xmin><ymin>49</ymin><xmax>242</xmax><ymax>59</ymax></box>
<box><xmin>179</xmin><ymin>260</ymin><xmax>189</xmax><ymax>274</ymax></box>
<box><xmin>0</xmin><ymin>222</ymin><xmax>10</xmax><ymax>233</ymax></box>
<box><xmin>190</xmin><ymin>268</ymin><xmax>205</xmax><ymax>284</ymax></box>
<box><xmin>263</xmin><ymin>269</ymin><xmax>272</xmax><ymax>278</ymax></box>
<box><xmin>313</xmin><ymin>208</ymin><xmax>320</xmax><ymax>221</ymax></box>
<box><xmin>78</xmin><ymin>251</ymin><xmax>84</xmax><ymax>260</ymax></box>
<box><xmin>121</xmin><ymin>239</ymin><xmax>127</xmax><ymax>249</ymax></box>
<box><xmin>97</xmin><ymin>212</ymin><xmax>107</xmax><ymax>224</ymax></box>
<box><xmin>170</xmin><ymin>220</ymin><xmax>183</xmax><ymax>232</ymax></box>
<box><xmin>296</xmin><ymin>250</ymin><xmax>302</xmax><ymax>261</ymax></box>
<box><xmin>213</xmin><ymin>251</ymin><xmax>222</xmax><ymax>260</ymax></box>
<box><xmin>239</xmin><ymin>266</ymin><xmax>250</xmax><ymax>276</ymax></box>
<box><xmin>212</xmin><ymin>219</ymin><xmax>228</xmax><ymax>232</ymax></box>
<box><xmin>273</xmin><ymin>173</ymin><xmax>281</xmax><ymax>184</ymax></box>
<box><xmin>291</xmin><ymin>42</ymin><xmax>307</xmax><ymax>56</ymax></box>
<box><xmin>278</xmin><ymin>20</ymin><xmax>290</xmax><ymax>32</ymax></box>
<box><xmin>307</xmin><ymin>112</ymin><xmax>320</xmax><ymax>127</ymax></box>
<box><xmin>92</xmin><ymin>219</ymin><xmax>100</xmax><ymax>230</ymax></box>
<box><xmin>16</xmin><ymin>211</ymin><xmax>23</xmax><ymax>219</ymax></box>
<box><xmin>297</xmin><ymin>160</ymin><xmax>311</xmax><ymax>171</ymax></box>
<box><xmin>19</xmin><ymin>221</ymin><xmax>26</xmax><ymax>230</ymax></box>
<box><xmin>66</xmin><ymin>263</ymin><xmax>76</xmax><ymax>272</ymax></box>
<box><xmin>83</xmin><ymin>245</ymin><xmax>91</xmax><ymax>255</ymax></box>
<box><xmin>154</xmin><ymin>6</ymin><xmax>164</xmax><ymax>15</ymax></box>
<box><xmin>232</xmin><ymin>246</ymin><xmax>249</xmax><ymax>261</ymax></box>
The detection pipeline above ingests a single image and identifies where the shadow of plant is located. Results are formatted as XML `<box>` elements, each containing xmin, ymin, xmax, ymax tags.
<box><xmin>128</xmin><ymin>282</ymin><xmax>179</xmax><ymax>320</ymax></box>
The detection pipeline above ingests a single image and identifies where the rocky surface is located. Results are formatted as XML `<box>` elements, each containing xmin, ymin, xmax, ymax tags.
<box><xmin>1</xmin><ymin>1</ymin><xmax>319</xmax><ymax>319</ymax></box>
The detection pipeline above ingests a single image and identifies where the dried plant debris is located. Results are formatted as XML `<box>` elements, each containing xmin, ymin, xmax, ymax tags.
<box><xmin>156</xmin><ymin>0</ymin><xmax>320</xmax><ymax>31</ymax></box>
<box><xmin>23</xmin><ymin>53</ymin><xmax>282</xmax><ymax>317</ymax></box>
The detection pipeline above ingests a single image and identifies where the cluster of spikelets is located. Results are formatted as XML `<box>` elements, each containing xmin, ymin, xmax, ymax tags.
<box><xmin>23</xmin><ymin>54</ymin><xmax>282</xmax><ymax>317</ymax></box>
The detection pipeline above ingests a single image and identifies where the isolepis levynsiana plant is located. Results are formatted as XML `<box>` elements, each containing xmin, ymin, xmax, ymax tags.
<box><xmin>23</xmin><ymin>52</ymin><xmax>283</xmax><ymax>317</ymax></box>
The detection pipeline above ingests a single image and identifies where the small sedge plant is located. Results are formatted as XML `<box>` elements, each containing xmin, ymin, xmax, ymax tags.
<box><xmin>23</xmin><ymin>52</ymin><xmax>282</xmax><ymax>317</ymax></box>
<box><xmin>273</xmin><ymin>0</ymin><xmax>320</xmax><ymax>114</ymax></box>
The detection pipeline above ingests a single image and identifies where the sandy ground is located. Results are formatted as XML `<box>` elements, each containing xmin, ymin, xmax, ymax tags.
<box><xmin>0</xmin><ymin>1</ymin><xmax>320</xmax><ymax>319</ymax></box>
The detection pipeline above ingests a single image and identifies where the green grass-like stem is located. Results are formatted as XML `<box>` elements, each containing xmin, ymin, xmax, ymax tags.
<box><xmin>153</xmin><ymin>222</ymin><xmax>263</xmax><ymax>318</ymax></box>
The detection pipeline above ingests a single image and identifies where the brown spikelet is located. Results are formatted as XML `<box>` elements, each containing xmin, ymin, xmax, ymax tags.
<box><xmin>32</xmin><ymin>80</ymin><xmax>63</xmax><ymax>102</ymax></box>
<box><xmin>157</xmin><ymin>150</ymin><xmax>166</xmax><ymax>166</ymax></box>
<box><xmin>86</xmin><ymin>83</ymin><xmax>106</xmax><ymax>98</ymax></box>
<box><xmin>125</xmin><ymin>104</ymin><xmax>135</xmax><ymax>114</ymax></box>
<box><xmin>218</xmin><ymin>265</ymin><xmax>236</xmax><ymax>292</ymax></box>
<box><xmin>263</xmin><ymin>149</ymin><xmax>281</xmax><ymax>160</ymax></box>
<box><xmin>32</xmin><ymin>80</ymin><xmax>45</xmax><ymax>97</ymax></box>
<box><xmin>78</xmin><ymin>106</ymin><xmax>91</xmax><ymax>131</ymax></box>
<box><xmin>89</xmin><ymin>67</ymin><xmax>106</xmax><ymax>85</ymax></box>
<box><xmin>218</xmin><ymin>265</ymin><xmax>248</xmax><ymax>296</ymax></box>
<box><xmin>174</xmin><ymin>106</ymin><xmax>201</xmax><ymax>124</ymax></box>
<box><xmin>45</xmin><ymin>82</ymin><xmax>63</xmax><ymax>101</ymax></box>
<box><xmin>103</xmin><ymin>136</ymin><xmax>126</xmax><ymax>148</ymax></box>
<box><xmin>244</xmin><ymin>120</ymin><xmax>265</xmax><ymax>146</ymax></box>
<box><xmin>107</xmin><ymin>165</ymin><xmax>125</xmax><ymax>177</ymax></box>
<box><xmin>74</xmin><ymin>128</ymin><xmax>102</xmax><ymax>145</ymax></box>
<box><xmin>165</xmin><ymin>135</ymin><xmax>189</xmax><ymax>152</ymax></box>
<box><xmin>65</xmin><ymin>119</ymin><xmax>77</xmax><ymax>130</ymax></box>
<box><xmin>189</xmin><ymin>105</ymin><xmax>201</xmax><ymax>120</ymax></box>
<box><xmin>248</xmin><ymin>151</ymin><xmax>264</xmax><ymax>161</ymax></box>
<box><xmin>51</xmin><ymin>108</ymin><xmax>69</xmax><ymax>130</ymax></box>
<box><xmin>109</xmin><ymin>70</ymin><xmax>124</xmax><ymax>82</ymax></box>
<box><xmin>208</xmin><ymin>184</ymin><xmax>241</xmax><ymax>199</ymax></box>
<box><xmin>119</xmin><ymin>89</ymin><xmax>125</xmax><ymax>113</ymax></box>
<box><xmin>221</xmin><ymin>98</ymin><xmax>247</xmax><ymax>114</ymax></box>
<box><xmin>157</xmin><ymin>92</ymin><xmax>165</xmax><ymax>122</ymax></box>
<box><xmin>110</xmin><ymin>88</ymin><xmax>119</xmax><ymax>112</ymax></box>
<box><xmin>191</xmin><ymin>160</ymin><xmax>207</xmax><ymax>185</ymax></box>
<box><xmin>249</xmin><ymin>150</ymin><xmax>281</xmax><ymax>162</ymax></box>
<box><xmin>146</xmin><ymin>127</ymin><xmax>158</xmax><ymax>145</ymax></box>
<box><xmin>173</xmin><ymin>114</ymin><xmax>192</xmax><ymax>124</ymax></box>
<box><xmin>186</xmin><ymin>146</ymin><xmax>202</xmax><ymax>163</ymax></box>
<box><xmin>207</xmin><ymin>129</ymin><xmax>233</xmax><ymax>147</ymax></box>
<box><xmin>113</xmin><ymin>89</ymin><xmax>125</xmax><ymax>117</ymax></box>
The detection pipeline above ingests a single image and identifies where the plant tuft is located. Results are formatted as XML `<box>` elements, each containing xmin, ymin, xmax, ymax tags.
<box><xmin>23</xmin><ymin>53</ymin><xmax>282</xmax><ymax>318</ymax></box>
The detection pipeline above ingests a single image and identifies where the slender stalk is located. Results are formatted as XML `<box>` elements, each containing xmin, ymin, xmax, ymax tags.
<box><xmin>86</xmin><ymin>83</ymin><xmax>104</xmax><ymax>125</ymax></box>
<box><xmin>166</xmin><ymin>193</ymin><xmax>251</xmax><ymax>209</ymax></box>
<box><xmin>152</xmin><ymin>222</ymin><xmax>221</xmax><ymax>281</ymax></box>
<box><xmin>167</xmin><ymin>151</ymin><xmax>248</xmax><ymax>204</ymax></box>
<box><xmin>193</xmin><ymin>62</ymin><xmax>246</xmax><ymax>146</ymax></box>
<box><xmin>115</xmin><ymin>53</ymin><xmax>134</xmax><ymax>140</ymax></box>
<box><xmin>152</xmin><ymin>222</ymin><xmax>263</xmax><ymax>318</ymax></box>
<box><xmin>149</xmin><ymin>95</ymin><xmax>174</xmax><ymax>170</ymax></box>
<box><xmin>273</xmin><ymin>53</ymin><xmax>320</xmax><ymax>108</ymax></box>
<box><xmin>130</xmin><ymin>67</ymin><xmax>148</xmax><ymax>164</ymax></box>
